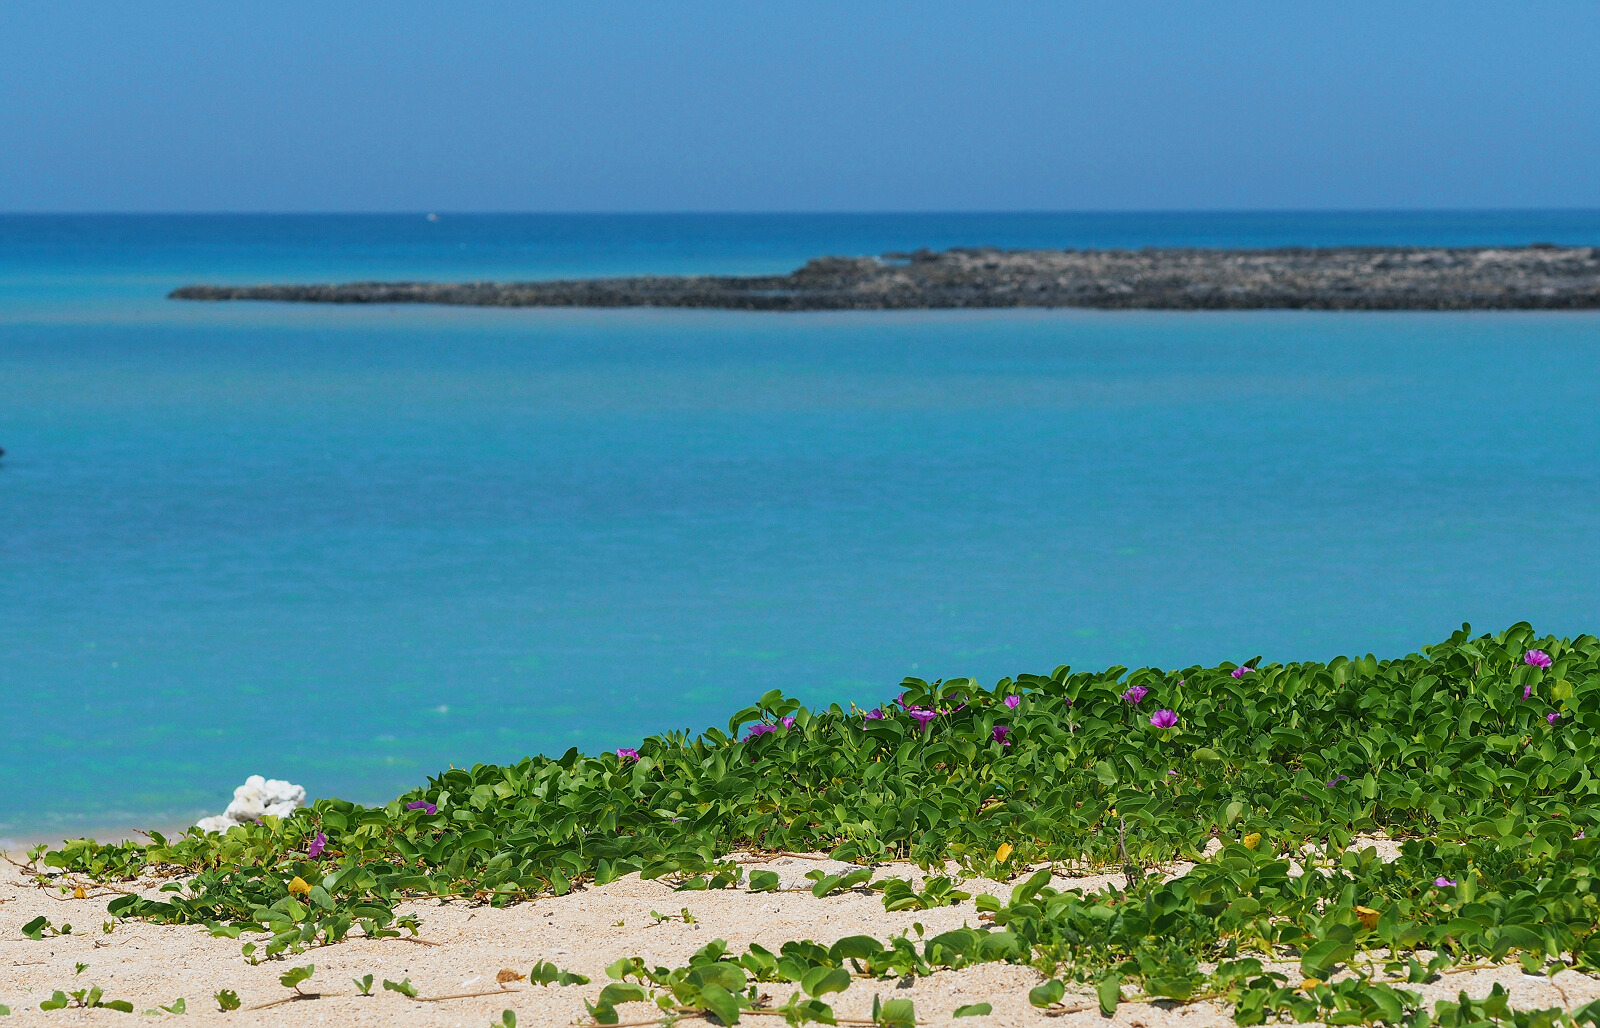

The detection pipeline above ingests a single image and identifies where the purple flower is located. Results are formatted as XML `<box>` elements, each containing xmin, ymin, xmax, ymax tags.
<box><xmin>863</xmin><ymin>708</ymin><xmax>885</xmax><ymax>720</ymax></box>
<box><xmin>991</xmin><ymin>725</ymin><xmax>1012</xmax><ymax>746</ymax></box>
<box><xmin>1576</xmin><ymin>831</ymin><xmax>1586</xmax><ymax>840</ymax></box>
<box><xmin>907</xmin><ymin>707</ymin><xmax>938</xmax><ymax>731</ymax></box>
<box><xmin>617</xmin><ymin>747</ymin><xmax>639</xmax><ymax>762</ymax></box>
<box><xmin>744</xmin><ymin>723</ymin><xmax>778</xmax><ymax>740</ymax></box>
<box><xmin>1149</xmin><ymin>709</ymin><xmax>1178</xmax><ymax>729</ymax></box>
<box><xmin>781</xmin><ymin>715</ymin><xmax>796</xmax><ymax>728</ymax></box>
<box><xmin>1122</xmin><ymin>685</ymin><xmax>1149</xmax><ymax>705</ymax></box>
<box><xmin>1548</xmin><ymin>711</ymin><xmax>1561</xmax><ymax>725</ymax></box>
<box><xmin>1231</xmin><ymin>666</ymin><xmax>1252</xmax><ymax>679</ymax></box>
<box><xmin>1523</xmin><ymin>684</ymin><xmax>1534</xmax><ymax>701</ymax></box>
<box><xmin>1434</xmin><ymin>877</ymin><xmax>1457</xmax><ymax>887</ymax></box>
<box><xmin>1525</xmin><ymin>649</ymin><xmax>1553</xmax><ymax>669</ymax></box>
<box><xmin>307</xmin><ymin>832</ymin><xmax>327</xmax><ymax>859</ymax></box>
<box><xmin>1003</xmin><ymin>695</ymin><xmax>1021</xmax><ymax>709</ymax></box>
<box><xmin>406</xmin><ymin>800</ymin><xmax>437</xmax><ymax>815</ymax></box>
<box><xmin>1327</xmin><ymin>774</ymin><xmax>1348</xmax><ymax>786</ymax></box>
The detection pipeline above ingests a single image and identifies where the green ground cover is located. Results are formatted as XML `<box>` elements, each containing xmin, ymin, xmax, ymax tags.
<box><xmin>31</xmin><ymin>622</ymin><xmax>1600</xmax><ymax>1026</ymax></box>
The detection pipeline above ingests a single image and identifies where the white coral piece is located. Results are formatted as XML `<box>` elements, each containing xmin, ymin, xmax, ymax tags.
<box><xmin>194</xmin><ymin>775</ymin><xmax>306</xmax><ymax>833</ymax></box>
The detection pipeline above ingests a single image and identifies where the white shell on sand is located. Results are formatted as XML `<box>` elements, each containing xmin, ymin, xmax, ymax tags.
<box><xmin>193</xmin><ymin>775</ymin><xmax>305</xmax><ymax>832</ymax></box>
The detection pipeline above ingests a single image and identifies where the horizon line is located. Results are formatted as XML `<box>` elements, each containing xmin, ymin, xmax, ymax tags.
<box><xmin>4</xmin><ymin>207</ymin><xmax>1600</xmax><ymax>218</ymax></box>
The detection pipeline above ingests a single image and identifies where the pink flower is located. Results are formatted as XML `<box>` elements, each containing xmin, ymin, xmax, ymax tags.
<box><xmin>406</xmin><ymin>800</ymin><xmax>437</xmax><ymax>815</ymax></box>
<box><xmin>307</xmin><ymin>832</ymin><xmax>327</xmax><ymax>859</ymax></box>
<box><xmin>1576</xmin><ymin>831</ymin><xmax>1586</xmax><ymax>840</ymax></box>
<box><xmin>1548</xmin><ymin>711</ymin><xmax>1561</xmax><ymax>725</ymax></box>
<box><xmin>781</xmin><ymin>715</ymin><xmax>796</xmax><ymax>728</ymax></box>
<box><xmin>1523</xmin><ymin>685</ymin><xmax>1533</xmax><ymax>700</ymax></box>
<box><xmin>1149</xmin><ymin>709</ymin><xmax>1178</xmax><ymax>729</ymax></box>
<box><xmin>1231</xmin><ymin>666</ymin><xmax>1252</xmax><ymax>679</ymax></box>
<box><xmin>617</xmin><ymin>747</ymin><xmax>639</xmax><ymax>762</ymax></box>
<box><xmin>1525</xmin><ymin>649</ymin><xmax>1553</xmax><ymax>669</ymax></box>
<box><xmin>907</xmin><ymin>707</ymin><xmax>938</xmax><ymax>731</ymax></box>
<box><xmin>991</xmin><ymin>726</ymin><xmax>1011</xmax><ymax>746</ymax></box>
<box><xmin>1434</xmin><ymin>877</ymin><xmax>1457</xmax><ymax>887</ymax></box>
<box><xmin>1122</xmin><ymin>685</ymin><xmax>1149</xmax><ymax>705</ymax></box>
<box><xmin>863</xmin><ymin>708</ymin><xmax>885</xmax><ymax>720</ymax></box>
<box><xmin>744</xmin><ymin>723</ymin><xmax>778</xmax><ymax>740</ymax></box>
<box><xmin>1003</xmin><ymin>695</ymin><xmax>1021</xmax><ymax>709</ymax></box>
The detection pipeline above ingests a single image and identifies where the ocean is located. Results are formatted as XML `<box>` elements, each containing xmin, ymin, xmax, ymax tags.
<box><xmin>3</xmin><ymin>212</ymin><xmax>1599</xmax><ymax>839</ymax></box>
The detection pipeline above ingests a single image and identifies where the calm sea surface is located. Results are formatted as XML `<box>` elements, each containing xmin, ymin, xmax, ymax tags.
<box><xmin>3</xmin><ymin>212</ymin><xmax>1600</xmax><ymax>838</ymax></box>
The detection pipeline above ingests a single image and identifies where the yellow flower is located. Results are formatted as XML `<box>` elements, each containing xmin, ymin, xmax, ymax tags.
<box><xmin>1300</xmin><ymin>978</ymin><xmax>1322</xmax><ymax>991</ymax></box>
<box><xmin>72</xmin><ymin>885</ymin><xmax>87</xmax><ymax>900</ymax></box>
<box><xmin>287</xmin><ymin>876</ymin><xmax>312</xmax><ymax>897</ymax></box>
<box><xmin>995</xmin><ymin>843</ymin><xmax>1014</xmax><ymax>863</ymax></box>
<box><xmin>1242</xmin><ymin>832</ymin><xmax>1261</xmax><ymax>850</ymax></box>
<box><xmin>1354</xmin><ymin>905</ymin><xmax>1380</xmax><ymax>929</ymax></box>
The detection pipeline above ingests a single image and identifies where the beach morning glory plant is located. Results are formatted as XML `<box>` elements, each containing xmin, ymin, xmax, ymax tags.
<box><xmin>1525</xmin><ymin>649</ymin><xmax>1553</xmax><ymax>668</ymax></box>
<box><xmin>1149</xmin><ymin>709</ymin><xmax>1178</xmax><ymax>729</ymax></box>
<box><xmin>1121</xmin><ymin>685</ymin><xmax>1148</xmax><ymax>705</ymax></box>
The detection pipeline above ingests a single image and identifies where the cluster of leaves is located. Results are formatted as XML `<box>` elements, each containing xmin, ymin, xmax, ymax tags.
<box><xmin>592</xmin><ymin>938</ymin><xmax>924</xmax><ymax>1027</ymax></box>
<box><xmin>37</xmin><ymin>622</ymin><xmax>1600</xmax><ymax>1022</ymax></box>
<box><xmin>20</xmin><ymin>916</ymin><xmax>69</xmax><ymax>939</ymax></box>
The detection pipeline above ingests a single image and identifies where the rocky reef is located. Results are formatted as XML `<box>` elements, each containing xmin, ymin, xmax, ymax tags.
<box><xmin>169</xmin><ymin>245</ymin><xmax>1600</xmax><ymax>311</ymax></box>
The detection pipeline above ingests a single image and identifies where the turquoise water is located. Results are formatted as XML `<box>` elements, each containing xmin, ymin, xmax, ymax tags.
<box><xmin>3</xmin><ymin>213</ymin><xmax>1600</xmax><ymax>837</ymax></box>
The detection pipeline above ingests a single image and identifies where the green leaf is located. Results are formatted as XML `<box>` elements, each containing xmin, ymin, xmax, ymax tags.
<box><xmin>1096</xmin><ymin>975</ymin><xmax>1122</xmax><ymax>1017</ymax></box>
<box><xmin>160</xmin><ymin>997</ymin><xmax>187</xmax><ymax>1014</ymax></box>
<box><xmin>501</xmin><ymin>1011</ymin><xmax>517</xmax><ymax>1028</ymax></box>
<box><xmin>876</xmin><ymin>998</ymin><xmax>916</xmax><ymax>1028</ymax></box>
<box><xmin>597</xmin><ymin>983</ymin><xmax>648</xmax><ymax>1007</ymax></box>
<box><xmin>383</xmin><ymin>978</ymin><xmax>418</xmax><ymax>998</ymax></box>
<box><xmin>215</xmin><ymin>990</ymin><xmax>240</xmax><ymax>1011</ymax></box>
<box><xmin>699</xmin><ymin>982</ymin><xmax>743</xmax><ymax>1025</ymax></box>
<box><xmin>748</xmin><ymin>871</ymin><xmax>782</xmax><ymax>893</ymax></box>
<box><xmin>953</xmin><ymin>1003</ymin><xmax>992</xmax><ymax>1017</ymax></box>
<box><xmin>39</xmin><ymin>992</ymin><xmax>69</xmax><ymax>1012</ymax></box>
<box><xmin>801</xmin><ymin>966</ymin><xmax>852</xmax><ymax>998</ymax></box>
<box><xmin>828</xmin><ymin>936</ymin><xmax>883</xmax><ymax>963</ymax></box>
<box><xmin>1028</xmin><ymin>980</ymin><xmax>1065</xmax><ymax>1008</ymax></box>
<box><xmin>279</xmin><ymin>964</ymin><xmax>315</xmax><ymax>991</ymax></box>
<box><xmin>1300</xmin><ymin>939</ymin><xmax>1356</xmax><ymax>980</ymax></box>
<box><xmin>20</xmin><ymin>916</ymin><xmax>49</xmax><ymax>940</ymax></box>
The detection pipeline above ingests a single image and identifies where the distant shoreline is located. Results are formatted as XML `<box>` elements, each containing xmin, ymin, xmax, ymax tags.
<box><xmin>170</xmin><ymin>244</ymin><xmax>1600</xmax><ymax>311</ymax></box>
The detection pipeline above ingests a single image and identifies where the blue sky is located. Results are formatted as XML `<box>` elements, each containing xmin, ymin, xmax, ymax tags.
<box><xmin>2</xmin><ymin>1</ymin><xmax>1597</xmax><ymax>212</ymax></box>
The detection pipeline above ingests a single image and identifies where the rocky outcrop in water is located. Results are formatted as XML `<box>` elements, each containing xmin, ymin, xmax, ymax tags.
<box><xmin>170</xmin><ymin>245</ymin><xmax>1600</xmax><ymax>311</ymax></box>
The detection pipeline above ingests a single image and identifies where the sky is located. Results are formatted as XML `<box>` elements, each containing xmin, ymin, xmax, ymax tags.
<box><xmin>2</xmin><ymin>1</ymin><xmax>1597</xmax><ymax>212</ymax></box>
